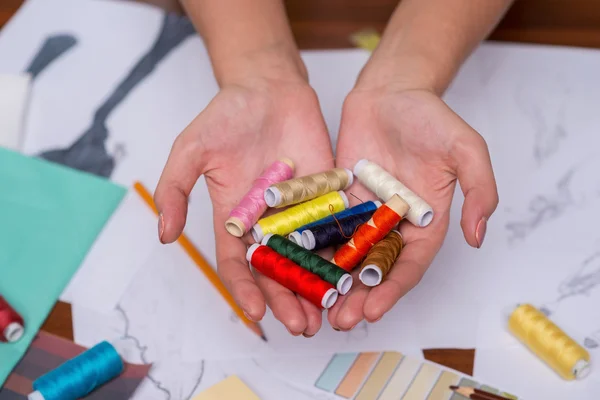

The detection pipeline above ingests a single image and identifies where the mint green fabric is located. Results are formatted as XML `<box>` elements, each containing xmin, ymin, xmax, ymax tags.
<box><xmin>0</xmin><ymin>148</ymin><xmax>126</xmax><ymax>385</ymax></box>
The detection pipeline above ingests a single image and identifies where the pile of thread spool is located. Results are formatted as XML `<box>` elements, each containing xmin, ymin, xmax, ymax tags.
<box><xmin>225</xmin><ymin>158</ymin><xmax>433</xmax><ymax>309</ymax></box>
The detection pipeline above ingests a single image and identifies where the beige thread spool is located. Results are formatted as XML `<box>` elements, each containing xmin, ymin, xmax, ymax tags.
<box><xmin>264</xmin><ymin>168</ymin><xmax>353</xmax><ymax>208</ymax></box>
<box><xmin>508</xmin><ymin>303</ymin><xmax>591</xmax><ymax>380</ymax></box>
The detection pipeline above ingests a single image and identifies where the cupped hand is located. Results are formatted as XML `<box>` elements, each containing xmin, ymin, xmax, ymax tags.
<box><xmin>155</xmin><ymin>78</ymin><xmax>335</xmax><ymax>337</ymax></box>
<box><xmin>330</xmin><ymin>87</ymin><xmax>499</xmax><ymax>330</ymax></box>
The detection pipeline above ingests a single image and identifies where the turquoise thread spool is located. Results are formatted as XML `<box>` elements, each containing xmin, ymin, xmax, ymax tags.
<box><xmin>28</xmin><ymin>341</ymin><xmax>124</xmax><ymax>400</ymax></box>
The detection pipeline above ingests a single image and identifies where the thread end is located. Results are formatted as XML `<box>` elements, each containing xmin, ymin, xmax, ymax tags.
<box><xmin>251</xmin><ymin>225</ymin><xmax>264</xmax><ymax>243</ymax></box>
<box><xmin>353</xmin><ymin>159</ymin><xmax>369</xmax><ymax>176</ymax></box>
<box><xmin>261</xmin><ymin>233</ymin><xmax>274</xmax><ymax>246</ymax></box>
<box><xmin>28</xmin><ymin>391</ymin><xmax>44</xmax><ymax>400</ymax></box>
<box><xmin>418</xmin><ymin>209</ymin><xmax>434</xmax><ymax>227</ymax></box>
<box><xmin>574</xmin><ymin>359</ymin><xmax>591</xmax><ymax>380</ymax></box>
<box><xmin>246</xmin><ymin>243</ymin><xmax>261</xmax><ymax>263</ymax></box>
<box><xmin>279</xmin><ymin>157</ymin><xmax>295</xmax><ymax>169</ymax></box>
<box><xmin>322</xmin><ymin>288</ymin><xmax>338</xmax><ymax>309</ymax></box>
<box><xmin>225</xmin><ymin>217</ymin><xmax>246</xmax><ymax>237</ymax></box>
<box><xmin>337</xmin><ymin>274</ymin><xmax>353</xmax><ymax>295</ymax></box>
<box><xmin>344</xmin><ymin>168</ymin><xmax>354</xmax><ymax>187</ymax></box>
<box><xmin>288</xmin><ymin>231</ymin><xmax>302</xmax><ymax>246</ymax></box>
<box><xmin>4</xmin><ymin>322</ymin><xmax>24</xmax><ymax>343</ymax></box>
<box><xmin>360</xmin><ymin>265</ymin><xmax>383</xmax><ymax>287</ymax></box>
<box><xmin>338</xmin><ymin>191</ymin><xmax>350</xmax><ymax>208</ymax></box>
<box><xmin>301</xmin><ymin>230</ymin><xmax>316</xmax><ymax>250</ymax></box>
<box><xmin>264</xmin><ymin>187</ymin><xmax>281</xmax><ymax>207</ymax></box>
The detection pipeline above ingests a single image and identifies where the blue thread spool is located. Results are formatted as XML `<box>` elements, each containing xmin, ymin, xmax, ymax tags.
<box><xmin>28</xmin><ymin>341</ymin><xmax>124</xmax><ymax>400</ymax></box>
<box><xmin>288</xmin><ymin>201</ymin><xmax>380</xmax><ymax>245</ymax></box>
<box><xmin>302</xmin><ymin>211</ymin><xmax>376</xmax><ymax>251</ymax></box>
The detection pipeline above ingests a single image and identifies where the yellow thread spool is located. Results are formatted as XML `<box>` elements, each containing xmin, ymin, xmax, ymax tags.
<box><xmin>508</xmin><ymin>304</ymin><xmax>591</xmax><ymax>380</ymax></box>
<box><xmin>251</xmin><ymin>191</ymin><xmax>349</xmax><ymax>242</ymax></box>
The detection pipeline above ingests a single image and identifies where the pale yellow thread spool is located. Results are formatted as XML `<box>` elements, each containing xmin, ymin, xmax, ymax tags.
<box><xmin>252</xmin><ymin>191</ymin><xmax>349</xmax><ymax>242</ymax></box>
<box><xmin>264</xmin><ymin>168</ymin><xmax>353</xmax><ymax>208</ymax></box>
<box><xmin>508</xmin><ymin>303</ymin><xmax>591</xmax><ymax>380</ymax></box>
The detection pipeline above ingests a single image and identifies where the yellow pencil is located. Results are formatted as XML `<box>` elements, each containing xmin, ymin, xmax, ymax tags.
<box><xmin>133</xmin><ymin>181</ymin><xmax>267</xmax><ymax>342</ymax></box>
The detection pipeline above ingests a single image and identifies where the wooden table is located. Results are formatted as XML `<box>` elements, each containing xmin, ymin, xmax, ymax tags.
<box><xmin>3</xmin><ymin>0</ymin><xmax>600</xmax><ymax>378</ymax></box>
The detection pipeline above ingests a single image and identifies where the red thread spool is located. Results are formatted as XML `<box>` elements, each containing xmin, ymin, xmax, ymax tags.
<box><xmin>246</xmin><ymin>244</ymin><xmax>338</xmax><ymax>309</ymax></box>
<box><xmin>332</xmin><ymin>194</ymin><xmax>410</xmax><ymax>271</ymax></box>
<box><xmin>0</xmin><ymin>296</ymin><xmax>25</xmax><ymax>343</ymax></box>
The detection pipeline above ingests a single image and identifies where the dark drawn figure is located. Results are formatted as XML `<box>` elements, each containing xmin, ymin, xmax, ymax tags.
<box><xmin>38</xmin><ymin>13</ymin><xmax>196</xmax><ymax>178</ymax></box>
<box><xmin>540</xmin><ymin>252</ymin><xmax>600</xmax><ymax>317</ymax></box>
<box><xmin>584</xmin><ymin>329</ymin><xmax>600</xmax><ymax>350</ymax></box>
<box><xmin>25</xmin><ymin>34</ymin><xmax>77</xmax><ymax>79</ymax></box>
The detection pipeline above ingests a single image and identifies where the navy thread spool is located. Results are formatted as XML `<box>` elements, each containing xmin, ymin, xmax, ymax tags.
<box><xmin>301</xmin><ymin>211</ymin><xmax>376</xmax><ymax>251</ymax></box>
<box><xmin>28</xmin><ymin>341</ymin><xmax>124</xmax><ymax>400</ymax></box>
<box><xmin>288</xmin><ymin>201</ymin><xmax>380</xmax><ymax>245</ymax></box>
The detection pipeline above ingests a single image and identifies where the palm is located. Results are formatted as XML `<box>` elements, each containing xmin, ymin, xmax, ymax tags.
<box><xmin>331</xmin><ymin>88</ymin><xmax>497</xmax><ymax>329</ymax></box>
<box><xmin>157</xmin><ymin>81</ymin><xmax>335</xmax><ymax>335</ymax></box>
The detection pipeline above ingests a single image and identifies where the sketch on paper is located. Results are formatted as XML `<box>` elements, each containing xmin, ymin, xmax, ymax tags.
<box><xmin>38</xmin><ymin>13</ymin><xmax>196</xmax><ymax>178</ymax></box>
<box><xmin>584</xmin><ymin>330</ymin><xmax>600</xmax><ymax>350</ymax></box>
<box><xmin>516</xmin><ymin>77</ymin><xmax>569</xmax><ymax>166</ymax></box>
<box><xmin>539</xmin><ymin>251</ymin><xmax>600</xmax><ymax>318</ymax></box>
<box><xmin>505</xmin><ymin>169</ymin><xmax>574</xmax><ymax>243</ymax></box>
<box><xmin>25</xmin><ymin>34</ymin><xmax>77</xmax><ymax>79</ymax></box>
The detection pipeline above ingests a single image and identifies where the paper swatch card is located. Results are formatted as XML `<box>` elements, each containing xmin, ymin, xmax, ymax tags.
<box><xmin>0</xmin><ymin>148</ymin><xmax>125</xmax><ymax>385</ymax></box>
<box><xmin>193</xmin><ymin>375</ymin><xmax>260</xmax><ymax>400</ymax></box>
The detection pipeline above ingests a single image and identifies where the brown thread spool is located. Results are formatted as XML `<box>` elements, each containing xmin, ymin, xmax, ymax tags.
<box><xmin>359</xmin><ymin>230</ymin><xmax>404</xmax><ymax>286</ymax></box>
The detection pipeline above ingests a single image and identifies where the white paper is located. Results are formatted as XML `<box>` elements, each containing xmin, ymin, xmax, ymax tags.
<box><xmin>5</xmin><ymin>0</ymin><xmax>600</xmax><ymax>378</ymax></box>
<box><xmin>60</xmin><ymin>189</ymin><xmax>159</xmax><ymax>313</ymax></box>
<box><xmin>0</xmin><ymin>73</ymin><xmax>30</xmax><ymax>150</ymax></box>
<box><xmin>475</xmin><ymin>345</ymin><xmax>600</xmax><ymax>400</ymax></box>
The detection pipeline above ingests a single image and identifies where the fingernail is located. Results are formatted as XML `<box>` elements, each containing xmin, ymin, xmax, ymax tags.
<box><xmin>243</xmin><ymin>311</ymin><xmax>256</xmax><ymax>322</ymax></box>
<box><xmin>476</xmin><ymin>217</ymin><xmax>487</xmax><ymax>248</ymax></box>
<box><xmin>286</xmin><ymin>328</ymin><xmax>300</xmax><ymax>336</ymax></box>
<box><xmin>302</xmin><ymin>333</ymin><xmax>314</xmax><ymax>338</ymax></box>
<box><xmin>158</xmin><ymin>213</ymin><xmax>165</xmax><ymax>242</ymax></box>
<box><xmin>332</xmin><ymin>327</ymin><xmax>340</xmax><ymax>332</ymax></box>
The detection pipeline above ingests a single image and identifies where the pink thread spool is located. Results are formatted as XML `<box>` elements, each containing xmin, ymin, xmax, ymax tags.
<box><xmin>225</xmin><ymin>158</ymin><xmax>295</xmax><ymax>237</ymax></box>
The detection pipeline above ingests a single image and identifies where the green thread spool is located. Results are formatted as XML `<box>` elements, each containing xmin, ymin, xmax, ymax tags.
<box><xmin>261</xmin><ymin>234</ymin><xmax>353</xmax><ymax>294</ymax></box>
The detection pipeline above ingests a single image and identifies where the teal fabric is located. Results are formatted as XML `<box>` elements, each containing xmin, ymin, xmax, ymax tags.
<box><xmin>0</xmin><ymin>148</ymin><xmax>125</xmax><ymax>385</ymax></box>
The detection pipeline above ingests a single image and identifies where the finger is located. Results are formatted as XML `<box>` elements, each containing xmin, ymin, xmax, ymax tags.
<box><xmin>253</xmin><ymin>271</ymin><xmax>307</xmax><ymax>335</ymax></box>
<box><xmin>363</xmin><ymin>236</ymin><xmax>437</xmax><ymax>321</ymax></box>
<box><xmin>216</xmin><ymin>216</ymin><xmax>266</xmax><ymax>322</ymax></box>
<box><xmin>154</xmin><ymin>128</ymin><xmax>207</xmax><ymax>244</ymax></box>
<box><xmin>297</xmin><ymin>296</ymin><xmax>323</xmax><ymax>337</ymax></box>
<box><xmin>327</xmin><ymin>291</ymin><xmax>348</xmax><ymax>330</ymax></box>
<box><xmin>453</xmin><ymin>133</ymin><xmax>499</xmax><ymax>249</ymax></box>
<box><xmin>333</xmin><ymin>272</ymin><xmax>370</xmax><ymax>331</ymax></box>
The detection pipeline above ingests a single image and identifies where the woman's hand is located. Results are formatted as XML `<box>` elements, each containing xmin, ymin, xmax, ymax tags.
<box><xmin>330</xmin><ymin>86</ymin><xmax>499</xmax><ymax>330</ymax></box>
<box><xmin>155</xmin><ymin>75</ymin><xmax>335</xmax><ymax>338</ymax></box>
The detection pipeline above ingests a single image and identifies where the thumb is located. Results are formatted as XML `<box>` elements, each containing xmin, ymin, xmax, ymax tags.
<box><xmin>154</xmin><ymin>133</ymin><xmax>207</xmax><ymax>243</ymax></box>
<box><xmin>455</xmin><ymin>134</ymin><xmax>499</xmax><ymax>249</ymax></box>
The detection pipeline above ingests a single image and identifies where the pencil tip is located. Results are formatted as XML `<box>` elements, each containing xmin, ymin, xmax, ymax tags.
<box><xmin>261</xmin><ymin>334</ymin><xmax>268</xmax><ymax>342</ymax></box>
<box><xmin>449</xmin><ymin>385</ymin><xmax>458</xmax><ymax>390</ymax></box>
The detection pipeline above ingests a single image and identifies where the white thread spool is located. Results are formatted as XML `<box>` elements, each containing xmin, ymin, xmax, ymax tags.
<box><xmin>264</xmin><ymin>168</ymin><xmax>353</xmax><ymax>208</ymax></box>
<box><xmin>353</xmin><ymin>159</ymin><xmax>433</xmax><ymax>227</ymax></box>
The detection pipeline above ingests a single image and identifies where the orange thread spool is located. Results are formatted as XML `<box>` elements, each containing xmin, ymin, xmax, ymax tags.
<box><xmin>331</xmin><ymin>195</ymin><xmax>409</xmax><ymax>271</ymax></box>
